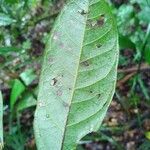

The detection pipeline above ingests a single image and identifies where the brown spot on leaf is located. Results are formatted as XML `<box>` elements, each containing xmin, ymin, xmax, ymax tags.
<box><xmin>56</xmin><ymin>89</ymin><xmax>63</xmax><ymax>96</ymax></box>
<box><xmin>87</xmin><ymin>14</ymin><xmax>105</xmax><ymax>28</ymax></box>
<box><xmin>96</xmin><ymin>14</ymin><xmax>105</xmax><ymax>26</ymax></box>
<box><xmin>96</xmin><ymin>44</ymin><xmax>102</xmax><ymax>48</ymax></box>
<box><xmin>78</xmin><ymin>9</ymin><xmax>87</xmax><ymax>15</ymax></box>
<box><xmin>81</xmin><ymin>61</ymin><xmax>90</xmax><ymax>67</ymax></box>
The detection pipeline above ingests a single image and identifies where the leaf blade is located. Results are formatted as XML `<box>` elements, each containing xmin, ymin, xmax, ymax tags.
<box><xmin>0</xmin><ymin>13</ymin><xmax>15</xmax><ymax>26</ymax></box>
<box><xmin>10</xmin><ymin>79</ymin><xmax>25</xmax><ymax>111</ymax></box>
<box><xmin>34</xmin><ymin>0</ymin><xmax>119</xmax><ymax>149</ymax></box>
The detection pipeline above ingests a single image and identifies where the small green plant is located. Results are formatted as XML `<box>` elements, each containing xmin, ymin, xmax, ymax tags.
<box><xmin>34</xmin><ymin>0</ymin><xmax>118</xmax><ymax>149</ymax></box>
<box><xmin>0</xmin><ymin>91</ymin><xmax>3</xmax><ymax>150</ymax></box>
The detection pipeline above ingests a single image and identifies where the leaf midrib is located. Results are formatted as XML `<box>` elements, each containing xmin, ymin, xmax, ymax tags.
<box><xmin>60</xmin><ymin>1</ymin><xmax>90</xmax><ymax>149</ymax></box>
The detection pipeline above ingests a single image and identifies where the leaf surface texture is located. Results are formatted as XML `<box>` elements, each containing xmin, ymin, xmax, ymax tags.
<box><xmin>34</xmin><ymin>0</ymin><xmax>119</xmax><ymax>149</ymax></box>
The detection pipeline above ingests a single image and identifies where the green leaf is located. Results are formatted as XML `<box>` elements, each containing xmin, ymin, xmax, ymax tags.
<box><xmin>5</xmin><ymin>0</ymin><xmax>19</xmax><ymax>4</ymax></box>
<box><xmin>116</xmin><ymin>4</ymin><xmax>134</xmax><ymax>36</ymax></box>
<box><xmin>138</xmin><ymin>140</ymin><xmax>150</xmax><ymax>150</ymax></box>
<box><xmin>17</xmin><ymin>93</ymin><xmax>37</xmax><ymax>112</ymax></box>
<box><xmin>138</xmin><ymin>75</ymin><xmax>150</xmax><ymax>101</ymax></box>
<box><xmin>138</xmin><ymin>7</ymin><xmax>150</xmax><ymax>23</ymax></box>
<box><xmin>145</xmin><ymin>131</ymin><xmax>150</xmax><ymax>140</ymax></box>
<box><xmin>20</xmin><ymin>69</ymin><xmax>36</xmax><ymax>86</ymax></box>
<box><xmin>119</xmin><ymin>34</ymin><xmax>135</xmax><ymax>49</ymax></box>
<box><xmin>22</xmin><ymin>40</ymin><xmax>31</xmax><ymax>50</ymax></box>
<box><xmin>144</xmin><ymin>48</ymin><xmax>150</xmax><ymax>64</ymax></box>
<box><xmin>0</xmin><ymin>91</ymin><xmax>3</xmax><ymax>150</ymax></box>
<box><xmin>34</xmin><ymin>0</ymin><xmax>118</xmax><ymax>149</ymax></box>
<box><xmin>27</xmin><ymin>0</ymin><xmax>41</xmax><ymax>8</ymax></box>
<box><xmin>0</xmin><ymin>13</ymin><xmax>16</xmax><ymax>26</ymax></box>
<box><xmin>136</xmin><ymin>0</ymin><xmax>150</xmax><ymax>23</ymax></box>
<box><xmin>0</xmin><ymin>47</ymin><xmax>20</xmax><ymax>55</ymax></box>
<box><xmin>10</xmin><ymin>79</ymin><xmax>25</xmax><ymax>111</ymax></box>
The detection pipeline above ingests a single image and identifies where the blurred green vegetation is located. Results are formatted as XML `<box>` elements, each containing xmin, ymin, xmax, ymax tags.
<box><xmin>0</xmin><ymin>0</ymin><xmax>150</xmax><ymax>149</ymax></box>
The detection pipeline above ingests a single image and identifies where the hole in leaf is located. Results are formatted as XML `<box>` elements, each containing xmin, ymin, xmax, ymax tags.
<box><xmin>51</xmin><ymin>78</ymin><xmax>58</xmax><ymax>86</ymax></box>
<box><xmin>38</xmin><ymin>102</ymin><xmax>45</xmax><ymax>107</ymax></box>
<box><xmin>87</xmin><ymin>14</ymin><xmax>105</xmax><ymax>28</ymax></box>
<box><xmin>52</xmin><ymin>31</ymin><xmax>61</xmax><ymax>40</ymax></box>
<box><xmin>91</xmin><ymin>20</ymin><xmax>97</xmax><ymax>27</ymax></box>
<box><xmin>78</xmin><ymin>9</ymin><xmax>87</xmax><ymax>15</ymax></box>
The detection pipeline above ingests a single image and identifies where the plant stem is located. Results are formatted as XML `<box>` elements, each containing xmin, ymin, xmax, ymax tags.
<box><xmin>137</xmin><ymin>23</ymin><xmax>150</xmax><ymax>74</ymax></box>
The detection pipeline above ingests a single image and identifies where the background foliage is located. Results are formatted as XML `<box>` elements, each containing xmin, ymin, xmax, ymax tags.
<box><xmin>0</xmin><ymin>0</ymin><xmax>150</xmax><ymax>149</ymax></box>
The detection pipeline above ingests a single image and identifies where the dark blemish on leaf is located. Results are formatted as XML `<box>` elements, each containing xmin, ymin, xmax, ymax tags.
<box><xmin>59</xmin><ymin>42</ymin><xmax>65</xmax><ymax>48</ymax></box>
<box><xmin>69</xmin><ymin>88</ymin><xmax>72</xmax><ymax>91</ymax></box>
<box><xmin>56</xmin><ymin>89</ymin><xmax>63</xmax><ymax>96</ymax></box>
<box><xmin>87</xmin><ymin>20</ymin><xmax>97</xmax><ymax>27</ymax></box>
<box><xmin>51</xmin><ymin>78</ymin><xmax>58</xmax><ymax>86</ymax></box>
<box><xmin>62</xmin><ymin>101</ymin><xmax>69</xmax><ymax>107</ymax></box>
<box><xmin>96</xmin><ymin>14</ymin><xmax>105</xmax><ymax>26</ymax></box>
<box><xmin>46</xmin><ymin>114</ymin><xmax>50</xmax><ymax>118</ymax></box>
<box><xmin>78</xmin><ymin>9</ymin><xmax>87</xmax><ymax>15</ymax></box>
<box><xmin>98</xmin><ymin>94</ymin><xmax>101</xmax><ymax>98</ymax></box>
<box><xmin>38</xmin><ymin>102</ymin><xmax>45</xmax><ymax>107</ymax></box>
<box><xmin>81</xmin><ymin>10</ymin><xmax>87</xmax><ymax>15</ymax></box>
<box><xmin>96</xmin><ymin>44</ymin><xmax>102</xmax><ymax>48</ymax></box>
<box><xmin>90</xmin><ymin>90</ymin><xmax>93</xmax><ymax>93</ymax></box>
<box><xmin>87</xmin><ymin>20</ymin><xmax>91</xmax><ymax>27</ymax></box>
<box><xmin>87</xmin><ymin>14</ymin><xmax>105</xmax><ymax>28</ymax></box>
<box><xmin>81</xmin><ymin>61</ymin><xmax>90</xmax><ymax>67</ymax></box>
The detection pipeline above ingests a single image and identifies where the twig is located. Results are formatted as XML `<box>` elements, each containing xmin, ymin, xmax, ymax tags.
<box><xmin>1</xmin><ymin>63</ymin><xmax>149</xmax><ymax>92</ymax></box>
<box><xmin>117</xmin><ymin>72</ymin><xmax>136</xmax><ymax>88</ymax></box>
<box><xmin>118</xmin><ymin>63</ymin><xmax>150</xmax><ymax>73</ymax></box>
<box><xmin>34</xmin><ymin>11</ymin><xmax>59</xmax><ymax>24</ymax></box>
